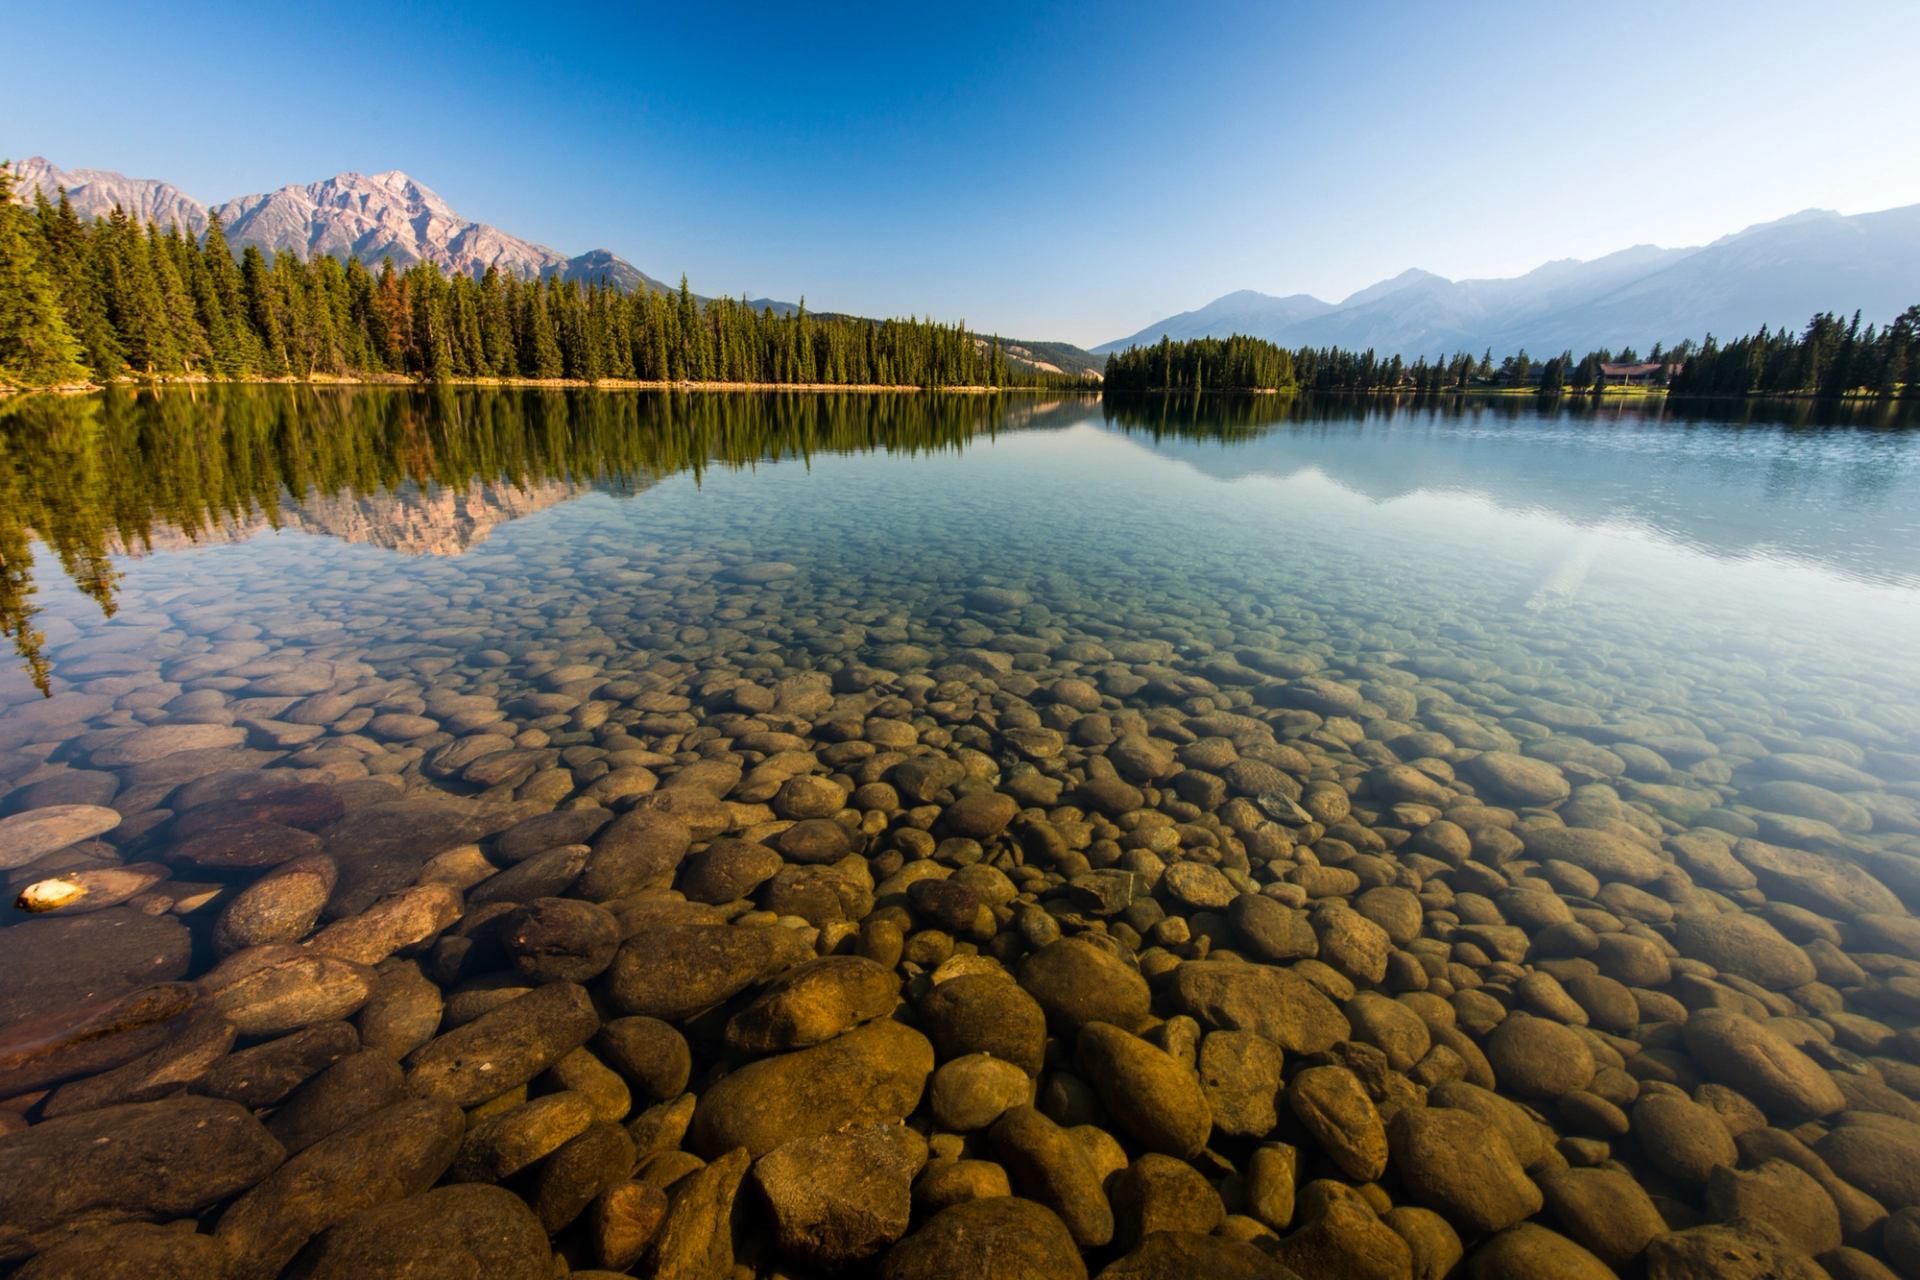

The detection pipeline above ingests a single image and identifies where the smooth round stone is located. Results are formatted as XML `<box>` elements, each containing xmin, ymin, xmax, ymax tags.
<box><xmin>688</xmin><ymin>1019</ymin><xmax>934</xmax><ymax>1160</ymax></box>
<box><xmin>0</xmin><ymin>909</ymin><xmax>192</xmax><ymax>1026</ymax></box>
<box><xmin>0</xmin><ymin>804</ymin><xmax>122</xmax><ymax>869</ymax></box>
<box><xmin>170</xmin><ymin>820</ymin><xmax>325</xmax><ymax>870</ymax></box>
<box><xmin>1484</xmin><ymin>1014</ymin><xmax>1595</xmax><ymax>1097</ymax></box>
<box><xmin>939</xmin><ymin>792</ymin><xmax>1016</xmax><ymax>840</ymax></box>
<box><xmin>679</xmin><ymin>838</ymin><xmax>782</xmax><ymax>903</ymax></box>
<box><xmin>12</xmin><ymin>1222</ymin><xmax>228</xmax><ymax>1280</ymax></box>
<box><xmin>1019</xmin><ymin>939</ymin><xmax>1151</xmax><ymax>1033</ymax></box>
<box><xmin>365</xmin><ymin>713</ymin><xmax>439</xmax><ymax>741</ymax></box>
<box><xmin>725</xmin><ymin>561</ymin><xmax>798</xmax><ymax>583</ymax></box>
<box><xmin>1681</xmin><ymin>1010</ymin><xmax>1845</xmax><ymax>1118</ymax></box>
<box><xmin>930</xmin><ymin>1054</ymin><xmax>1032</xmax><ymax>1131</ymax></box>
<box><xmin>751</xmin><ymin>1123</ymin><xmax>920</xmax><ymax>1267</ymax></box>
<box><xmin>202</xmin><ymin>949</ymin><xmax>376</xmax><ymax>1036</ymax></box>
<box><xmin>1075</xmin><ymin>1022</ymin><xmax>1213</xmax><ymax>1159</ymax></box>
<box><xmin>1162</xmin><ymin>862</ymin><xmax>1237</xmax><ymax>909</ymax></box>
<box><xmin>1536</xmin><ymin>1166</ymin><xmax>1667</xmax><ymax>1269</ymax></box>
<box><xmin>213</xmin><ymin>854</ymin><xmax>338</xmax><ymax>953</ymax></box>
<box><xmin>775</xmin><ymin>774</ymin><xmax>849</xmax><ymax>820</ymax></box>
<box><xmin>1463</xmin><ymin>752</ymin><xmax>1572</xmax><ymax>806</ymax></box>
<box><xmin>0</xmin><ymin>1098</ymin><xmax>283</xmax><ymax>1259</ymax></box>
<box><xmin>286</xmin><ymin>1183</ymin><xmax>550</xmax><ymax>1279</ymax></box>
<box><xmin>776</xmin><ymin>818</ymin><xmax>855</xmax><ymax>863</ymax></box>
<box><xmin>596</xmin><ymin>1018</ymin><xmax>692</xmax><ymax>1103</ymax></box>
<box><xmin>1468</xmin><ymin>1223</ymin><xmax>1616</xmax><ymax>1280</ymax></box>
<box><xmin>90</xmin><ymin>723</ymin><xmax>246</xmax><ymax>766</ymax></box>
<box><xmin>1631</xmin><ymin>1093</ymin><xmax>1738</xmax><ymax>1184</ymax></box>
<box><xmin>916</xmin><ymin>974</ymin><xmax>1048</xmax><ymax>1075</ymax></box>
<box><xmin>1519</xmin><ymin>827</ymin><xmax>1666</xmax><ymax>885</ymax></box>
<box><xmin>985</xmin><ymin>1106</ymin><xmax>1114</xmax><ymax>1248</ymax></box>
<box><xmin>878</xmin><ymin>1195</ymin><xmax>1087</xmax><ymax>1280</ymax></box>
<box><xmin>724</xmin><ymin>955</ymin><xmax>899</xmax><ymax>1053</ymax></box>
<box><xmin>1286</xmin><ymin>1065</ymin><xmax>1386</xmax><ymax>1181</ymax></box>
<box><xmin>1670</xmin><ymin>911</ymin><xmax>1816</xmax><ymax>988</ymax></box>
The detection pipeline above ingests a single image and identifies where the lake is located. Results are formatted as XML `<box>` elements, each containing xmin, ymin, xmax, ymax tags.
<box><xmin>2</xmin><ymin>385</ymin><xmax>1919</xmax><ymax>1277</ymax></box>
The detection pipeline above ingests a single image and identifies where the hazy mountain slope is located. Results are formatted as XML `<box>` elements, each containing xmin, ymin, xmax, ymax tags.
<box><xmin>1104</xmin><ymin>204</ymin><xmax>1920</xmax><ymax>358</ymax></box>
<box><xmin>1502</xmin><ymin>205</ymin><xmax>1920</xmax><ymax>354</ymax></box>
<box><xmin>1093</xmin><ymin>289</ymin><xmax>1334</xmax><ymax>354</ymax></box>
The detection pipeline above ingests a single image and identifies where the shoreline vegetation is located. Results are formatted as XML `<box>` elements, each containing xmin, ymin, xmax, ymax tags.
<box><xmin>1102</xmin><ymin>324</ymin><xmax>1919</xmax><ymax>400</ymax></box>
<box><xmin>0</xmin><ymin>162</ymin><xmax>1095</xmax><ymax>396</ymax></box>
<box><xmin>0</xmin><ymin>374</ymin><xmax>1066</xmax><ymax>399</ymax></box>
<box><xmin>2</xmin><ymin>374</ymin><xmax>1906</xmax><ymax>405</ymax></box>
<box><xmin>1</xmin><ymin>160</ymin><xmax>1913</xmax><ymax>406</ymax></box>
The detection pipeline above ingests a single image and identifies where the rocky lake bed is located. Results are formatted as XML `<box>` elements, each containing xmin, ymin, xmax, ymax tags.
<box><xmin>1</xmin><ymin>387</ymin><xmax>1920</xmax><ymax>1278</ymax></box>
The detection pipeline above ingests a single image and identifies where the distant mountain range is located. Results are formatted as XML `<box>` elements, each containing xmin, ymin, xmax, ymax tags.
<box><xmin>12</xmin><ymin>156</ymin><xmax>1107</xmax><ymax>377</ymax></box>
<box><xmin>1097</xmin><ymin>204</ymin><xmax>1920</xmax><ymax>359</ymax></box>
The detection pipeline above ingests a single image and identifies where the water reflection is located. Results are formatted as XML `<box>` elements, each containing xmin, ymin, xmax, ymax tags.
<box><xmin>1102</xmin><ymin>393</ymin><xmax>1920</xmax><ymax>586</ymax></box>
<box><xmin>4</xmin><ymin>386</ymin><xmax>1919</xmax><ymax>697</ymax></box>
<box><xmin>0</xmin><ymin>388</ymin><xmax>1092</xmax><ymax>693</ymax></box>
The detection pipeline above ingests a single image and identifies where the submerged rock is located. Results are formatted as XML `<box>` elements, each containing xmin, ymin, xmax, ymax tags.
<box><xmin>689</xmin><ymin>1018</ymin><xmax>933</xmax><ymax>1158</ymax></box>
<box><xmin>0</xmin><ymin>1097</ymin><xmax>284</xmax><ymax>1260</ymax></box>
<box><xmin>284</xmin><ymin>1183</ymin><xmax>550</xmax><ymax>1279</ymax></box>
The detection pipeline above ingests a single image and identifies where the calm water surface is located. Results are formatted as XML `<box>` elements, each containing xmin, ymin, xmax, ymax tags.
<box><xmin>8</xmin><ymin>389</ymin><xmax>1917</xmax><ymax>761</ymax></box>
<box><xmin>3</xmin><ymin>386</ymin><xmax>1920</xmax><ymax>1274</ymax></box>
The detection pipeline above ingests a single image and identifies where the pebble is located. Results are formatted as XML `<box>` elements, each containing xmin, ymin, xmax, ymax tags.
<box><xmin>879</xmin><ymin>1195</ymin><xmax>1087</xmax><ymax>1280</ymax></box>
<box><xmin>405</xmin><ymin>981</ymin><xmax>598</xmax><ymax>1106</ymax></box>
<box><xmin>688</xmin><ymin>1018</ymin><xmax>933</xmax><ymax>1158</ymax></box>
<box><xmin>214</xmin><ymin>1096</ymin><xmax>463</xmax><ymax>1279</ymax></box>
<box><xmin>0</xmin><ymin>1097</ymin><xmax>284</xmax><ymax>1260</ymax></box>
<box><xmin>0</xmin><ymin>804</ymin><xmax>123</xmax><ymax>869</ymax></box>
<box><xmin>287</xmin><ymin>1183</ymin><xmax>551</xmax><ymax>1279</ymax></box>
<box><xmin>1389</xmin><ymin>1104</ymin><xmax>1543</xmax><ymax>1232</ymax></box>
<box><xmin>1287</xmin><ymin>1065</ymin><xmax>1387</xmax><ymax>1181</ymax></box>
<box><xmin>987</xmin><ymin>1105</ymin><xmax>1115</xmax><ymax>1248</ymax></box>
<box><xmin>1076</xmin><ymin>1021</ymin><xmax>1213</xmax><ymax>1158</ymax></box>
<box><xmin>752</xmin><ymin>1123</ymin><xmax>921</xmax><ymax>1266</ymax></box>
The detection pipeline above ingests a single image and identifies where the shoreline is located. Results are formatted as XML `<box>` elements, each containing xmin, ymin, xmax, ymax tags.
<box><xmin>1104</xmin><ymin>385</ymin><xmax>1913</xmax><ymax>403</ymax></box>
<box><xmin>0</xmin><ymin>374</ymin><xmax>1099</xmax><ymax>399</ymax></box>
<box><xmin>5</xmin><ymin>376</ymin><xmax>1907</xmax><ymax>407</ymax></box>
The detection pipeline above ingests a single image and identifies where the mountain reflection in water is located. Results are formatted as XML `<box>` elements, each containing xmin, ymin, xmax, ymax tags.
<box><xmin>2</xmin><ymin>385</ymin><xmax>1917</xmax><ymax>696</ymax></box>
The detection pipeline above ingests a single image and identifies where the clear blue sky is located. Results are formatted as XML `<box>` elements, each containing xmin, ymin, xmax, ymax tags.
<box><xmin>10</xmin><ymin>0</ymin><xmax>1920</xmax><ymax>346</ymax></box>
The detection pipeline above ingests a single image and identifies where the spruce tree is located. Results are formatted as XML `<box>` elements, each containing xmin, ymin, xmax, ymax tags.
<box><xmin>523</xmin><ymin>281</ymin><xmax>563</xmax><ymax>379</ymax></box>
<box><xmin>31</xmin><ymin>186</ymin><xmax>119</xmax><ymax>379</ymax></box>
<box><xmin>0</xmin><ymin>163</ymin><xmax>89</xmax><ymax>387</ymax></box>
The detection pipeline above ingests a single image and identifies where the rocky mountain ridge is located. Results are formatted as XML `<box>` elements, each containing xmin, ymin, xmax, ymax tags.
<box><xmin>15</xmin><ymin>156</ymin><xmax>663</xmax><ymax>292</ymax></box>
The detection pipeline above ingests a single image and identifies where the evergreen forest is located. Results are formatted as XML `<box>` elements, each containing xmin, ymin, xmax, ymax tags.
<box><xmin>1102</xmin><ymin>314</ymin><xmax>1920</xmax><ymax>398</ymax></box>
<box><xmin>0</xmin><ymin>164</ymin><xmax>1071</xmax><ymax>392</ymax></box>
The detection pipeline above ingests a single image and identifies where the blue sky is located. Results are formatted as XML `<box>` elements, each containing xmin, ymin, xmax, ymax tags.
<box><xmin>10</xmin><ymin>0</ymin><xmax>1920</xmax><ymax>346</ymax></box>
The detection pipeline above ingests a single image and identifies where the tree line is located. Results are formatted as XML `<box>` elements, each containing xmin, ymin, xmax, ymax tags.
<box><xmin>0</xmin><ymin>162</ymin><xmax>1082</xmax><ymax>392</ymax></box>
<box><xmin>1104</xmin><ymin>312</ymin><xmax>1920</xmax><ymax>399</ymax></box>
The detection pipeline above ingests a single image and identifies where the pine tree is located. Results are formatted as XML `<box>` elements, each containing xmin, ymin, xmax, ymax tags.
<box><xmin>96</xmin><ymin>207</ymin><xmax>179</xmax><ymax>374</ymax></box>
<box><xmin>240</xmin><ymin>246</ymin><xmax>288</xmax><ymax>374</ymax></box>
<box><xmin>0</xmin><ymin>162</ymin><xmax>89</xmax><ymax>387</ymax></box>
<box><xmin>523</xmin><ymin>281</ymin><xmax>562</xmax><ymax>379</ymax></box>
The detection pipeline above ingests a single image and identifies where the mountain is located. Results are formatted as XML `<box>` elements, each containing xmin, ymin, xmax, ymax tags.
<box><xmin>1100</xmin><ymin>203</ymin><xmax>1920</xmax><ymax>359</ymax></box>
<box><xmin>1505</xmin><ymin>205</ymin><xmax>1920</xmax><ymax>357</ymax></box>
<box><xmin>213</xmin><ymin>170</ymin><xmax>675</xmax><ymax>291</ymax></box>
<box><xmin>16</xmin><ymin>156</ymin><xmax>667</xmax><ymax>292</ymax></box>
<box><xmin>1094</xmin><ymin>289</ymin><xmax>1332</xmax><ymax>354</ymax></box>
<box><xmin>13</xmin><ymin>157</ymin><xmax>208</xmax><ymax>236</ymax></box>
